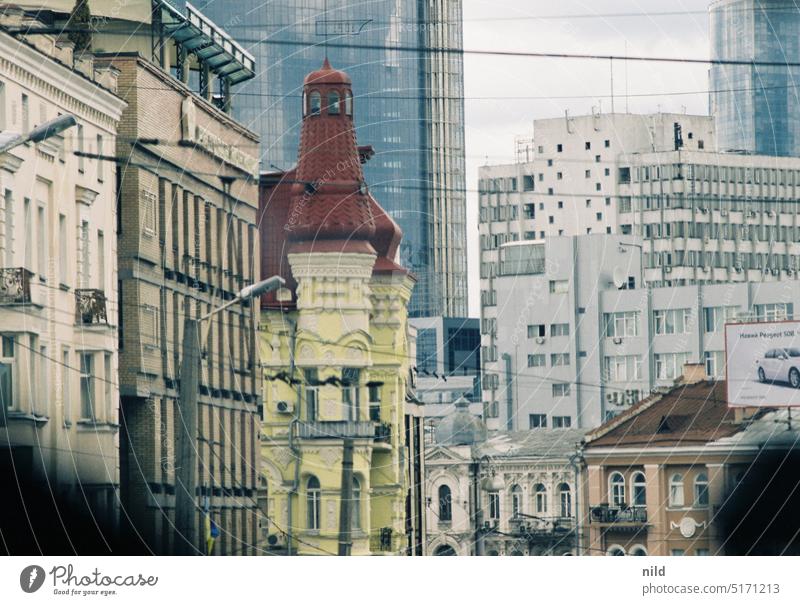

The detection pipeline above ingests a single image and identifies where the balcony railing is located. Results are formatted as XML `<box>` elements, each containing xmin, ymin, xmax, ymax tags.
<box><xmin>374</xmin><ymin>422</ymin><xmax>391</xmax><ymax>443</ymax></box>
<box><xmin>298</xmin><ymin>420</ymin><xmax>377</xmax><ymax>439</ymax></box>
<box><xmin>369</xmin><ymin>527</ymin><xmax>394</xmax><ymax>552</ymax></box>
<box><xmin>75</xmin><ymin>289</ymin><xmax>108</xmax><ymax>325</ymax></box>
<box><xmin>590</xmin><ymin>504</ymin><xmax>647</xmax><ymax>525</ymax></box>
<box><xmin>0</xmin><ymin>267</ymin><xmax>33</xmax><ymax>304</ymax></box>
<box><xmin>509</xmin><ymin>515</ymin><xmax>575</xmax><ymax>538</ymax></box>
<box><xmin>499</xmin><ymin>258</ymin><xmax>546</xmax><ymax>276</ymax></box>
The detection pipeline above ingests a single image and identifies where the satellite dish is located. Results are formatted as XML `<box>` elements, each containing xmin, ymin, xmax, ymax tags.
<box><xmin>612</xmin><ymin>266</ymin><xmax>626</xmax><ymax>289</ymax></box>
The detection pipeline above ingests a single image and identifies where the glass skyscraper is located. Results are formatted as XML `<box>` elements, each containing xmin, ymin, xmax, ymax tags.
<box><xmin>197</xmin><ymin>0</ymin><xmax>467</xmax><ymax>317</ymax></box>
<box><xmin>710</xmin><ymin>0</ymin><xmax>800</xmax><ymax>156</ymax></box>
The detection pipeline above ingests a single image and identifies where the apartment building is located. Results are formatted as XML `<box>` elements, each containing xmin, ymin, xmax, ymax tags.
<box><xmin>0</xmin><ymin>11</ymin><xmax>126</xmax><ymax>550</ymax></box>
<box><xmin>487</xmin><ymin>234</ymin><xmax>800</xmax><ymax>429</ymax></box>
<box><xmin>582</xmin><ymin>365</ymin><xmax>800</xmax><ymax>556</ymax></box>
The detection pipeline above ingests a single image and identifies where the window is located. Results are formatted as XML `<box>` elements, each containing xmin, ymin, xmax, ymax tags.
<box><xmin>0</xmin><ymin>335</ymin><xmax>15</xmax><ymax>410</ymax></box>
<box><xmin>529</xmin><ymin>413</ymin><xmax>547</xmax><ymax>428</ymax></box>
<box><xmin>552</xmin><ymin>383</ymin><xmax>570</xmax><ymax>397</ymax></box>
<box><xmin>2</xmin><ymin>188</ymin><xmax>12</xmax><ymax>266</ymax></box>
<box><xmin>438</xmin><ymin>484</ymin><xmax>452</xmax><ymax>522</ymax></box>
<box><xmin>704</xmin><ymin>351</ymin><xmax>724</xmax><ymax>378</ymax></box>
<box><xmin>306</xmin><ymin>476</ymin><xmax>321</xmax><ymax>529</ymax></box>
<box><xmin>527</xmin><ymin>324</ymin><xmax>545</xmax><ymax>338</ymax></box>
<box><xmin>342</xmin><ymin>367</ymin><xmax>360</xmax><ymax>421</ymax></box>
<box><xmin>24</xmin><ymin>198</ymin><xmax>32</xmax><ymax>270</ymax></box>
<box><xmin>141</xmin><ymin>191</ymin><xmax>156</xmax><ymax>237</ymax></box>
<box><xmin>559</xmin><ymin>483</ymin><xmax>571</xmax><ymax>517</ymax></box>
<box><xmin>604</xmin><ymin>355</ymin><xmax>642</xmax><ymax>382</ymax></box>
<box><xmin>343</xmin><ymin>90</ymin><xmax>352</xmax><ymax>115</ymax></box>
<box><xmin>655</xmin><ymin>352</ymin><xmax>690</xmax><ymax>381</ymax></box>
<box><xmin>609</xmin><ymin>472</ymin><xmax>625</xmax><ymax>506</ymax></box>
<box><xmin>522</xmin><ymin>175</ymin><xmax>534</xmax><ymax>191</ymax></box>
<box><xmin>654</xmin><ymin>308</ymin><xmax>691</xmax><ymax>335</ymax></box>
<box><xmin>327</xmin><ymin>91</ymin><xmax>340</xmax><ymax>114</ymax></box>
<box><xmin>304</xmin><ymin>368</ymin><xmax>319</xmax><ymax>420</ymax></box>
<box><xmin>36</xmin><ymin>205</ymin><xmax>46</xmax><ymax>276</ymax></box>
<box><xmin>58</xmin><ymin>214</ymin><xmax>67</xmax><ymax>285</ymax></box>
<box><xmin>488</xmin><ymin>491</ymin><xmax>500</xmax><ymax>520</ymax></box>
<box><xmin>632</xmin><ymin>472</ymin><xmax>646</xmax><ymax>506</ymax></box>
<box><xmin>754</xmin><ymin>303</ymin><xmax>794</xmax><ymax>322</ymax></box>
<box><xmin>694</xmin><ymin>472</ymin><xmax>709</xmax><ymax>507</ymax></box>
<box><xmin>552</xmin><ymin>415</ymin><xmax>571</xmax><ymax>428</ymax></box>
<box><xmin>77</xmin><ymin>123</ymin><xmax>84</xmax><ymax>172</ymax></box>
<box><xmin>671</xmin><ymin>549</ymin><xmax>685</xmax><ymax>556</ymax></box>
<box><xmin>585</xmin><ymin>169</ymin><xmax>591</xmax><ymax>178</ymax></box>
<box><xmin>534</xmin><ymin>484</ymin><xmax>547</xmax><ymax>513</ymax></box>
<box><xmin>96</xmin><ymin>135</ymin><xmax>104</xmax><ymax>182</ymax></box>
<box><xmin>103</xmin><ymin>353</ymin><xmax>112</xmax><ymax>422</ymax></box>
<box><xmin>527</xmin><ymin>354</ymin><xmax>546</xmax><ymax>368</ymax></box>
<box><xmin>62</xmin><ymin>348</ymin><xmax>70</xmax><ymax>422</ymax></box>
<box><xmin>556</xmin><ymin>144</ymin><xmax>563</xmax><ymax>152</ymax></box>
<box><xmin>585</xmin><ymin>141</ymin><xmax>591</xmax><ymax>150</ymax></box>
<box><xmin>76</xmin><ymin>219</ymin><xmax>90</xmax><ymax>288</ymax></box>
<box><xmin>703</xmin><ymin>306</ymin><xmax>737</xmax><ymax>333</ymax></box>
<box><xmin>549</xmin><ymin>280</ymin><xmax>568</xmax><ymax>294</ymax></box>
<box><xmin>608</xmin><ymin>546</ymin><xmax>625</xmax><ymax>556</ymax></box>
<box><xmin>97</xmin><ymin>231</ymin><xmax>105</xmax><ymax>291</ymax></box>
<box><xmin>21</xmin><ymin>93</ymin><xmax>29</xmax><ymax>133</ymax></box>
<box><xmin>695</xmin><ymin>549</ymin><xmax>709</xmax><ymax>556</ymax></box>
<box><xmin>351</xmin><ymin>477</ymin><xmax>361</xmax><ymax>529</ymax></box>
<box><xmin>550</xmin><ymin>323</ymin><xmax>569</xmax><ymax>336</ymax></box>
<box><xmin>79</xmin><ymin>352</ymin><xmax>94</xmax><ymax>420</ymax></box>
<box><xmin>309</xmin><ymin>91</ymin><xmax>321</xmax><ymax>115</ymax></box>
<box><xmin>604</xmin><ymin>311</ymin><xmax>639</xmax><ymax>338</ymax></box>
<box><xmin>669</xmin><ymin>473</ymin><xmax>684</xmax><ymax>507</ymax></box>
<box><xmin>604</xmin><ymin>139</ymin><xmax>610</xmax><ymax>148</ymax></box>
<box><xmin>550</xmin><ymin>352</ymin><xmax>570</xmax><ymax>366</ymax></box>
<box><xmin>510</xmin><ymin>484</ymin><xmax>522</xmax><ymax>517</ymax></box>
<box><xmin>629</xmin><ymin>545</ymin><xmax>648</xmax><ymax>556</ymax></box>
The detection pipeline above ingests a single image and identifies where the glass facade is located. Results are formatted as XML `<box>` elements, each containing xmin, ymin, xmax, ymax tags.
<box><xmin>711</xmin><ymin>0</ymin><xmax>800</xmax><ymax>156</ymax></box>
<box><xmin>197</xmin><ymin>0</ymin><xmax>467</xmax><ymax>316</ymax></box>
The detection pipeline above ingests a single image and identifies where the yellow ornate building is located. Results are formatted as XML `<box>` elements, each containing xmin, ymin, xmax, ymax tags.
<box><xmin>257</xmin><ymin>59</ymin><xmax>419</xmax><ymax>555</ymax></box>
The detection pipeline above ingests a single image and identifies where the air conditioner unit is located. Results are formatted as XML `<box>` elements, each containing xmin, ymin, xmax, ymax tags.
<box><xmin>721</xmin><ymin>210</ymin><xmax>728</xmax><ymax>216</ymax></box>
<box><xmin>276</xmin><ymin>400</ymin><xmax>294</xmax><ymax>414</ymax></box>
<box><xmin>748</xmin><ymin>210</ymin><xmax>757</xmax><ymax>217</ymax></box>
<box><xmin>699</xmin><ymin>207</ymin><xmax>708</xmax><ymax>214</ymax></box>
<box><xmin>535</xmin><ymin>337</ymin><xmax>546</xmax><ymax>345</ymax></box>
<box><xmin>664</xmin><ymin>267</ymin><xmax>672</xmax><ymax>273</ymax></box>
<box><xmin>772</xmin><ymin>269</ymin><xmax>779</xmax><ymax>275</ymax></box>
<box><xmin>266</xmin><ymin>533</ymin><xmax>287</xmax><ymax>550</ymax></box>
<box><xmin>766</xmin><ymin>210</ymin><xmax>774</xmax><ymax>217</ymax></box>
<box><xmin>612</xmin><ymin>337</ymin><xmax>623</xmax><ymax>345</ymax></box>
<box><xmin>702</xmin><ymin>266</ymin><xmax>710</xmax><ymax>272</ymax></box>
<box><xmin>734</xmin><ymin>266</ymin><xmax>743</xmax><ymax>273</ymax></box>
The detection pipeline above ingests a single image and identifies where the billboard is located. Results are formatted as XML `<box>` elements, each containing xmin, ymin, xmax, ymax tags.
<box><xmin>725</xmin><ymin>320</ymin><xmax>800</xmax><ymax>407</ymax></box>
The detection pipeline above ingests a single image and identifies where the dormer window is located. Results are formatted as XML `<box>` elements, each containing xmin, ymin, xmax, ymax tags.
<box><xmin>328</xmin><ymin>91</ymin><xmax>341</xmax><ymax>115</ymax></box>
<box><xmin>309</xmin><ymin>91</ymin><xmax>321</xmax><ymax>115</ymax></box>
<box><xmin>344</xmin><ymin>90</ymin><xmax>353</xmax><ymax>116</ymax></box>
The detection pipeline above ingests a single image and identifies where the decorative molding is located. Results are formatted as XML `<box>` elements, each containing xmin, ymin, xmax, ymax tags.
<box><xmin>0</xmin><ymin>151</ymin><xmax>23</xmax><ymax>174</ymax></box>
<box><xmin>75</xmin><ymin>185</ymin><xmax>99</xmax><ymax>206</ymax></box>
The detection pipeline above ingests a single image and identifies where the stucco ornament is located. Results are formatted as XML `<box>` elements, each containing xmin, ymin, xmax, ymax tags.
<box><xmin>672</xmin><ymin>516</ymin><xmax>706</xmax><ymax>538</ymax></box>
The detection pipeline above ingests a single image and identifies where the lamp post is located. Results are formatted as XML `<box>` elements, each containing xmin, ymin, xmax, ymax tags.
<box><xmin>174</xmin><ymin>275</ymin><xmax>285</xmax><ymax>555</ymax></box>
<box><xmin>0</xmin><ymin>114</ymin><xmax>78</xmax><ymax>154</ymax></box>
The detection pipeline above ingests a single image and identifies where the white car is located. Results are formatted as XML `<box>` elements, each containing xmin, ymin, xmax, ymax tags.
<box><xmin>757</xmin><ymin>347</ymin><xmax>800</xmax><ymax>388</ymax></box>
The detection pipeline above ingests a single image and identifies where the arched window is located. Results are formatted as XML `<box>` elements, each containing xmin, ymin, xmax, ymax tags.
<box><xmin>607</xmin><ymin>545</ymin><xmax>626</xmax><ymax>556</ymax></box>
<box><xmin>510</xmin><ymin>484</ymin><xmax>522</xmax><ymax>517</ymax></box>
<box><xmin>558</xmin><ymin>483</ymin><xmax>571</xmax><ymax>518</ymax></box>
<box><xmin>434</xmin><ymin>544</ymin><xmax>456</xmax><ymax>556</ymax></box>
<box><xmin>609</xmin><ymin>472</ymin><xmax>626</xmax><ymax>506</ymax></box>
<box><xmin>302</xmin><ymin>91</ymin><xmax>307</xmax><ymax>116</ymax></box>
<box><xmin>328</xmin><ymin>91</ymin><xmax>340</xmax><ymax>115</ymax></box>
<box><xmin>352</xmin><ymin>477</ymin><xmax>361</xmax><ymax>529</ymax></box>
<box><xmin>438</xmin><ymin>484</ymin><xmax>452</xmax><ymax>522</ymax></box>
<box><xmin>693</xmin><ymin>472</ymin><xmax>709</xmax><ymax>507</ymax></box>
<box><xmin>309</xmin><ymin>91</ymin><xmax>321</xmax><ymax>115</ymax></box>
<box><xmin>534</xmin><ymin>483</ymin><xmax>547</xmax><ymax>514</ymax></box>
<box><xmin>344</xmin><ymin>90</ymin><xmax>353</xmax><ymax>116</ymax></box>
<box><xmin>669</xmin><ymin>473</ymin><xmax>684</xmax><ymax>507</ymax></box>
<box><xmin>629</xmin><ymin>545</ymin><xmax>648</xmax><ymax>556</ymax></box>
<box><xmin>631</xmin><ymin>471</ymin><xmax>647</xmax><ymax>507</ymax></box>
<box><xmin>306</xmin><ymin>475</ymin><xmax>321</xmax><ymax>529</ymax></box>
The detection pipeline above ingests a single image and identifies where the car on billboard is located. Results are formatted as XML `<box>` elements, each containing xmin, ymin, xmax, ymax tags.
<box><xmin>756</xmin><ymin>347</ymin><xmax>800</xmax><ymax>388</ymax></box>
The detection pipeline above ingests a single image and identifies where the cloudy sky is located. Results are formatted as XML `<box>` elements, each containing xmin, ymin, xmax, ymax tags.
<box><xmin>462</xmin><ymin>0</ymin><xmax>714</xmax><ymax>314</ymax></box>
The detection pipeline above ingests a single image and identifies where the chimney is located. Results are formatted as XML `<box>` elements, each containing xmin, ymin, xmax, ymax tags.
<box><xmin>679</xmin><ymin>362</ymin><xmax>707</xmax><ymax>385</ymax></box>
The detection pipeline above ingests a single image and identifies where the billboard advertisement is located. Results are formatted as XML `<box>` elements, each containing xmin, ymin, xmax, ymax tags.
<box><xmin>725</xmin><ymin>320</ymin><xmax>800</xmax><ymax>407</ymax></box>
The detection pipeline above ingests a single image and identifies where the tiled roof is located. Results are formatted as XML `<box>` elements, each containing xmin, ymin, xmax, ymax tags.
<box><xmin>586</xmin><ymin>381</ymin><xmax>747</xmax><ymax>448</ymax></box>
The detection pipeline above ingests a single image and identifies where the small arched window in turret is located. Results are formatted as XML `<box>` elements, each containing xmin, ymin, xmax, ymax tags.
<box><xmin>344</xmin><ymin>90</ymin><xmax>353</xmax><ymax>116</ymax></box>
<box><xmin>302</xmin><ymin>91</ymin><xmax>308</xmax><ymax>116</ymax></box>
<box><xmin>328</xmin><ymin>91</ymin><xmax>341</xmax><ymax>115</ymax></box>
<box><xmin>309</xmin><ymin>91</ymin><xmax>321</xmax><ymax>115</ymax></box>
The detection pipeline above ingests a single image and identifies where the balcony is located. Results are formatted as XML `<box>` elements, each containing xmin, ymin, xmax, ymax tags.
<box><xmin>75</xmin><ymin>289</ymin><xmax>108</xmax><ymax>325</ymax></box>
<box><xmin>590</xmin><ymin>504</ymin><xmax>647</xmax><ymax>529</ymax></box>
<box><xmin>0</xmin><ymin>268</ymin><xmax>33</xmax><ymax>304</ymax></box>
<box><xmin>374</xmin><ymin>422</ymin><xmax>391</xmax><ymax>443</ymax></box>
<box><xmin>509</xmin><ymin>515</ymin><xmax>575</xmax><ymax>539</ymax></box>
<box><xmin>499</xmin><ymin>258</ymin><xmax>545</xmax><ymax>276</ymax></box>
<box><xmin>298</xmin><ymin>420</ymin><xmax>377</xmax><ymax>440</ymax></box>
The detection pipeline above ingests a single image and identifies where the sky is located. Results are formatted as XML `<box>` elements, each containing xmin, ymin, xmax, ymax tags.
<box><xmin>462</xmin><ymin>0</ymin><xmax>714</xmax><ymax>315</ymax></box>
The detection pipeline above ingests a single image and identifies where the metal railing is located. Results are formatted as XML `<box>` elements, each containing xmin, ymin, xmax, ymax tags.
<box><xmin>297</xmin><ymin>420</ymin><xmax>376</xmax><ymax>439</ymax></box>
<box><xmin>75</xmin><ymin>288</ymin><xmax>108</xmax><ymax>324</ymax></box>
<box><xmin>590</xmin><ymin>504</ymin><xmax>647</xmax><ymax>524</ymax></box>
<box><xmin>0</xmin><ymin>267</ymin><xmax>32</xmax><ymax>304</ymax></box>
<box><xmin>499</xmin><ymin>258</ymin><xmax>546</xmax><ymax>276</ymax></box>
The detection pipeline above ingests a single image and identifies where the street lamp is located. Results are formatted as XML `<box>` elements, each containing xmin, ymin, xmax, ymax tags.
<box><xmin>0</xmin><ymin>114</ymin><xmax>78</xmax><ymax>154</ymax></box>
<box><xmin>174</xmin><ymin>275</ymin><xmax>285</xmax><ymax>555</ymax></box>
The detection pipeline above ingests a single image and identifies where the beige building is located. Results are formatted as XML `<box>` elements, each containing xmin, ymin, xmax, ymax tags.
<box><xmin>0</xmin><ymin>8</ymin><xmax>126</xmax><ymax>542</ymax></box>
<box><xmin>582</xmin><ymin>363</ymin><xmax>800</xmax><ymax>556</ymax></box>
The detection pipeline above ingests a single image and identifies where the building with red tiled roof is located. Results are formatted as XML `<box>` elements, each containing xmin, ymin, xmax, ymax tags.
<box><xmin>581</xmin><ymin>363</ymin><xmax>800</xmax><ymax>556</ymax></box>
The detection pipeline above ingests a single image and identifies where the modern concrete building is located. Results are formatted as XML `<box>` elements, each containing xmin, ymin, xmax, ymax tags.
<box><xmin>488</xmin><ymin>234</ymin><xmax>800</xmax><ymax>429</ymax></box>
<box><xmin>481</xmin><ymin>112</ymin><xmax>800</xmax><ymax>428</ymax></box>
<box><xmin>710</xmin><ymin>0</ymin><xmax>800</xmax><ymax>156</ymax></box>
<box><xmin>582</xmin><ymin>364</ymin><xmax>800</xmax><ymax>556</ymax></box>
<box><xmin>258</xmin><ymin>60</ymin><xmax>418</xmax><ymax>555</ymax></box>
<box><xmin>0</xmin><ymin>8</ymin><xmax>126</xmax><ymax>550</ymax></box>
<box><xmin>426</xmin><ymin>400</ymin><xmax>585</xmax><ymax>556</ymax></box>
<box><xmin>197</xmin><ymin>0</ymin><xmax>468</xmax><ymax>318</ymax></box>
